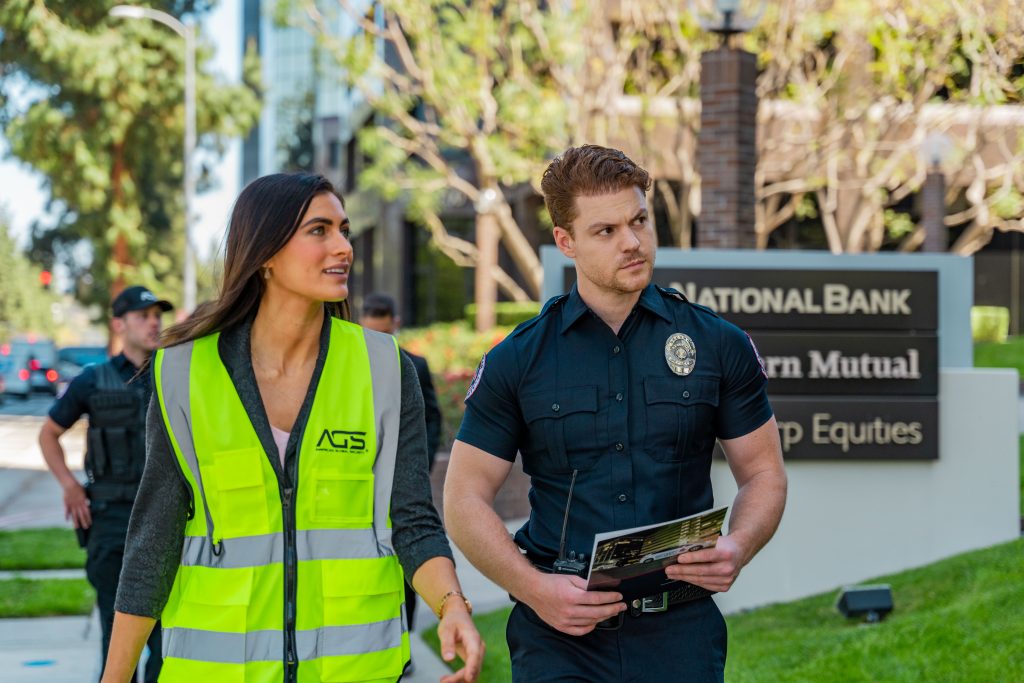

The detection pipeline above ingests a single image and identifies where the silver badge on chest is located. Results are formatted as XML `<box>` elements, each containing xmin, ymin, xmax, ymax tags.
<box><xmin>665</xmin><ymin>333</ymin><xmax>696</xmax><ymax>376</ymax></box>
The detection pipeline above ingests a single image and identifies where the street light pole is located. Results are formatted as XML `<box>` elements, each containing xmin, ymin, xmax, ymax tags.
<box><xmin>110</xmin><ymin>5</ymin><xmax>197</xmax><ymax>314</ymax></box>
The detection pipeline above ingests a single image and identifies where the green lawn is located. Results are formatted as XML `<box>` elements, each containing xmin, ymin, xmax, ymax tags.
<box><xmin>427</xmin><ymin>538</ymin><xmax>1024</xmax><ymax>683</ymax></box>
<box><xmin>0</xmin><ymin>527</ymin><xmax>85</xmax><ymax>570</ymax></box>
<box><xmin>0</xmin><ymin>578</ymin><xmax>94</xmax><ymax>618</ymax></box>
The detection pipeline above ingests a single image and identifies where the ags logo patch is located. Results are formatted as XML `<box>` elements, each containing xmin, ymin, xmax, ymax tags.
<box><xmin>316</xmin><ymin>429</ymin><xmax>368</xmax><ymax>453</ymax></box>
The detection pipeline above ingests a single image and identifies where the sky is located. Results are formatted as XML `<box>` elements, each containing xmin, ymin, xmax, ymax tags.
<box><xmin>0</xmin><ymin>0</ymin><xmax>242</xmax><ymax>259</ymax></box>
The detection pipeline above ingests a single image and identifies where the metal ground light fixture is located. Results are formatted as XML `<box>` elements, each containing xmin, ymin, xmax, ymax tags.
<box><xmin>690</xmin><ymin>0</ymin><xmax>766</xmax><ymax>37</ymax></box>
<box><xmin>836</xmin><ymin>584</ymin><xmax>894</xmax><ymax>623</ymax></box>
<box><xmin>109</xmin><ymin>5</ymin><xmax>198</xmax><ymax>315</ymax></box>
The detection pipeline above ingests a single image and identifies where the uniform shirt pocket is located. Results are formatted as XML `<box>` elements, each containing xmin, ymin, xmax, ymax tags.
<box><xmin>520</xmin><ymin>386</ymin><xmax>600</xmax><ymax>474</ymax></box>
<box><xmin>643</xmin><ymin>376</ymin><xmax>720</xmax><ymax>461</ymax></box>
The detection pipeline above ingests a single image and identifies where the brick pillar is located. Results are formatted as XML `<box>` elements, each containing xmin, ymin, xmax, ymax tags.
<box><xmin>698</xmin><ymin>47</ymin><xmax>759</xmax><ymax>249</ymax></box>
<box><xmin>921</xmin><ymin>170</ymin><xmax>946</xmax><ymax>252</ymax></box>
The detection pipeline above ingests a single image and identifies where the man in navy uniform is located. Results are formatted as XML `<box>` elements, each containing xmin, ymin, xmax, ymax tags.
<box><xmin>39</xmin><ymin>285</ymin><xmax>172</xmax><ymax>682</ymax></box>
<box><xmin>444</xmin><ymin>145</ymin><xmax>787</xmax><ymax>681</ymax></box>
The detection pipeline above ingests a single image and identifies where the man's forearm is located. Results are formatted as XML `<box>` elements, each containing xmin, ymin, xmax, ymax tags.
<box><xmin>726</xmin><ymin>467</ymin><xmax>787</xmax><ymax>566</ymax></box>
<box><xmin>445</xmin><ymin>493</ymin><xmax>541</xmax><ymax>604</ymax></box>
<box><xmin>38</xmin><ymin>430</ymin><xmax>78</xmax><ymax>489</ymax></box>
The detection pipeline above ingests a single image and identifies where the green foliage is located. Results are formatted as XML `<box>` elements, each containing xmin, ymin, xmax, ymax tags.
<box><xmin>429</xmin><ymin>539</ymin><xmax>1024</xmax><ymax>682</ymax></box>
<box><xmin>0</xmin><ymin>528</ymin><xmax>86</xmax><ymax>570</ymax></box>
<box><xmin>971</xmin><ymin>306</ymin><xmax>1011</xmax><ymax>343</ymax></box>
<box><xmin>463</xmin><ymin>302</ymin><xmax>541</xmax><ymax>327</ymax></box>
<box><xmin>0</xmin><ymin>578</ymin><xmax>94</xmax><ymax>618</ymax></box>
<box><xmin>0</xmin><ymin>0</ymin><xmax>260</xmax><ymax>315</ymax></box>
<box><xmin>883</xmin><ymin>209</ymin><xmax>915</xmax><ymax>240</ymax></box>
<box><xmin>0</xmin><ymin>212</ymin><xmax>59</xmax><ymax>340</ymax></box>
<box><xmin>990</xmin><ymin>188</ymin><xmax>1024</xmax><ymax>220</ymax></box>
<box><xmin>398</xmin><ymin>321</ymin><xmax>513</xmax><ymax>448</ymax></box>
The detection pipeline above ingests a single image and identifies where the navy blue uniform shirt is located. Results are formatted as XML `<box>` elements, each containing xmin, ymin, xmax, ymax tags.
<box><xmin>457</xmin><ymin>283</ymin><xmax>773</xmax><ymax>566</ymax></box>
<box><xmin>49</xmin><ymin>353</ymin><xmax>148</xmax><ymax>428</ymax></box>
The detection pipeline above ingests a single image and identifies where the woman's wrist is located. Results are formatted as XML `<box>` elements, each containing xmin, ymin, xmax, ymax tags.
<box><xmin>436</xmin><ymin>590</ymin><xmax>473</xmax><ymax>620</ymax></box>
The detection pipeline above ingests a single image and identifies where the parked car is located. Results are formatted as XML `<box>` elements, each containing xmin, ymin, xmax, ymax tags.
<box><xmin>1</xmin><ymin>337</ymin><xmax>60</xmax><ymax>399</ymax></box>
<box><xmin>57</xmin><ymin>345</ymin><xmax>109</xmax><ymax>385</ymax></box>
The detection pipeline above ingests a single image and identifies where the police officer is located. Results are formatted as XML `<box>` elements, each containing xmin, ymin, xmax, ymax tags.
<box><xmin>39</xmin><ymin>285</ymin><xmax>172</xmax><ymax>682</ymax></box>
<box><xmin>444</xmin><ymin>145</ymin><xmax>788</xmax><ymax>681</ymax></box>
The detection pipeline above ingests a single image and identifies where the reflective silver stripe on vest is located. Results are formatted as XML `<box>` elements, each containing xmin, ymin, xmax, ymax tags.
<box><xmin>181</xmin><ymin>528</ymin><xmax>383</xmax><ymax>568</ymax></box>
<box><xmin>296</xmin><ymin>617</ymin><xmax>404</xmax><ymax>660</ymax></box>
<box><xmin>163</xmin><ymin>618</ymin><xmax>403</xmax><ymax>664</ymax></box>
<box><xmin>158</xmin><ymin>343</ymin><xmax>219</xmax><ymax>544</ymax></box>
<box><xmin>163</xmin><ymin>627</ymin><xmax>282</xmax><ymax>663</ymax></box>
<box><xmin>362</xmin><ymin>328</ymin><xmax>401</xmax><ymax>556</ymax></box>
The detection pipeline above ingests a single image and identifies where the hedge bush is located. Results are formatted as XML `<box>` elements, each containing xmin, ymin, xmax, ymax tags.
<box><xmin>399</xmin><ymin>321</ymin><xmax>516</xmax><ymax>449</ymax></box>
<box><xmin>463</xmin><ymin>301</ymin><xmax>542</xmax><ymax>327</ymax></box>
<box><xmin>971</xmin><ymin>306</ymin><xmax>1010</xmax><ymax>343</ymax></box>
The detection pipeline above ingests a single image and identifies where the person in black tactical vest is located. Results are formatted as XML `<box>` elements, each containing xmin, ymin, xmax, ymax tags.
<box><xmin>39</xmin><ymin>285</ymin><xmax>173</xmax><ymax>682</ymax></box>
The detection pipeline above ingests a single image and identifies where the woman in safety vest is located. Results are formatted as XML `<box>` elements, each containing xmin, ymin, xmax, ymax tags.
<box><xmin>100</xmin><ymin>173</ymin><xmax>484</xmax><ymax>683</ymax></box>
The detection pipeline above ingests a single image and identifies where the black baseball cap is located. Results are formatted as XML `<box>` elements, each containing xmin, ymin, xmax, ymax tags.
<box><xmin>111</xmin><ymin>286</ymin><xmax>174</xmax><ymax>317</ymax></box>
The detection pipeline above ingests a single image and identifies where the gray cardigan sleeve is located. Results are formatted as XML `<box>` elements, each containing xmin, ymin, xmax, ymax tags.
<box><xmin>114</xmin><ymin>395</ymin><xmax>189</xmax><ymax>617</ymax></box>
<box><xmin>114</xmin><ymin>353</ymin><xmax>452</xmax><ymax>618</ymax></box>
<box><xmin>391</xmin><ymin>352</ymin><xmax>454</xmax><ymax>580</ymax></box>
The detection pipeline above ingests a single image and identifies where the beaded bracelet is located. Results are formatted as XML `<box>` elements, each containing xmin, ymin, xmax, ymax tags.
<box><xmin>437</xmin><ymin>590</ymin><xmax>473</xmax><ymax>619</ymax></box>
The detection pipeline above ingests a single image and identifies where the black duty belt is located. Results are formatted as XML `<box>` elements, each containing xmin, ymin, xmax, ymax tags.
<box><xmin>597</xmin><ymin>583</ymin><xmax>715</xmax><ymax>630</ymax></box>
<box><xmin>87</xmin><ymin>481</ymin><xmax>140</xmax><ymax>503</ymax></box>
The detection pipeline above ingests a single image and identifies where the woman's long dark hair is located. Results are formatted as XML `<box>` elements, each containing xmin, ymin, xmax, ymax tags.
<box><xmin>162</xmin><ymin>173</ymin><xmax>350</xmax><ymax>347</ymax></box>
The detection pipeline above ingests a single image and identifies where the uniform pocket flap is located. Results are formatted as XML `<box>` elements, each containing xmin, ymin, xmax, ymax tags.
<box><xmin>211</xmin><ymin>448</ymin><xmax>265</xmax><ymax>490</ymax></box>
<box><xmin>321</xmin><ymin>559</ymin><xmax>403</xmax><ymax>597</ymax></box>
<box><xmin>521</xmin><ymin>385</ymin><xmax>598</xmax><ymax>422</ymax></box>
<box><xmin>644</xmin><ymin>376</ymin><xmax>719</xmax><ymax>407</ymax></box>
<box><xmin>183</xmin><ymin>566</ymin><xmax>254</xmax><ymax>606</ymax></box>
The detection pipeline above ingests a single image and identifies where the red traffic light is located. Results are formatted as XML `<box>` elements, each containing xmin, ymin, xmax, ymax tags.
<box><xmin>39</xmin><ymin>270</ymin><xmax>52</xmax><ymax>287</ymax></box>
<box><xmin>29</xmin><ymin>359</ymin><xmax>41</xmax><ymax>371</ymax></box>
<box><xmin>46</xmin><ymin>369</ymin><xmax>58</xmax><ymax>382</ymax></box>
<box><xmin>18</xmin><ymin>369</ymin><xmax>29</xmax><ymax>381</ymax></box>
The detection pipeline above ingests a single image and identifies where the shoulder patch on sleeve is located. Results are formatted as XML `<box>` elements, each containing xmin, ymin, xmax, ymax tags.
<box><xmin>656</xmin><ymin>285</ymin><xmax>689</xmax><ymax>303</ymax></box>
<box><xmin>465</xmin><ymin>354</ymin><xmax>486</xmax><ymax>401</ymax></box>
<box><xmin>746</xmin><ymin>332</ymin><xmax>768</xmax><ymax>379</ymax></box>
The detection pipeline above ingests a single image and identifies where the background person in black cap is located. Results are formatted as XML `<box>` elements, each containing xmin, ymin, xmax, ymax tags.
<box><xmin>38</xmin><ymin>285</ymin><xmax>172</xmax><ymax>682</ymax></box>
<box><xmin>360</xmin><ymin>292</ymin><xmax>443</xmax><ymax>469</ymax></box>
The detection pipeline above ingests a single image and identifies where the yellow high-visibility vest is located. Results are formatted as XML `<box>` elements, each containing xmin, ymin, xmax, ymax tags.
<box><xmin>154</xmin><ymin>318</ymin><xmax>409</xmax><ymax>683</ymax></box>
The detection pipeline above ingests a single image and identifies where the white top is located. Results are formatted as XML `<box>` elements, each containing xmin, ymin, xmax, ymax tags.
<box><xmin>270</xmin><ymin>425</ymin><xmax>289</xmax><ymax>466</ymax></box>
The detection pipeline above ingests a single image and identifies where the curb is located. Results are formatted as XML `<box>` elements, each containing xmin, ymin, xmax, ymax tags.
<box><xmin>0</xmin><ymin>569</ymin><xmax>86</xmax><ymax>581</ymax></box>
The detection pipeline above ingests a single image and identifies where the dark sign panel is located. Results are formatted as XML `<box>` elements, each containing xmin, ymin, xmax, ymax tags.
<box><xmin>752</xmin><ymin>333</ymin><xmax>938</xmax><ymax>395</ymax></box>
<box><xmin>563</xmin><ymin>267</ymin><xmax>939</xmax><ymax>331</ymax></box>
<box><xmin>561</xmin><ymin>263</ymin><xmax>942</xmax><ymax>459</ymax></box>
<box><xmin>770</xmin><ymin>398</ymin><xmax>939</xmax><ymax>460</ymax></box>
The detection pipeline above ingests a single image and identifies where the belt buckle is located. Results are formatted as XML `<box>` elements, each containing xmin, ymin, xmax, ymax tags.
<box><xmin>641</xmin><ymin>592</ymin><xmax>670</xmax><ymax>613</ymax></box>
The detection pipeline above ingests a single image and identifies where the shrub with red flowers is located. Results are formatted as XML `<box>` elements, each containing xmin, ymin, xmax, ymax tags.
<box><xmin>398</xmin><ymin>321</ymin><xmax>515</xmax><ymax>450</ymax></box>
